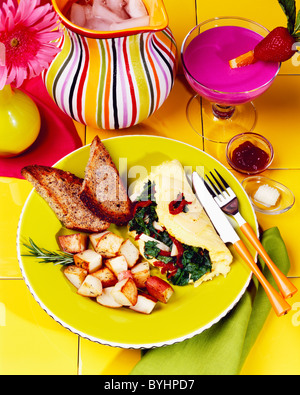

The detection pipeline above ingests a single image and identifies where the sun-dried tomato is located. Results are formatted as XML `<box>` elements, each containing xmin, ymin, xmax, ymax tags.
<box><xmin>153</xmin><ymin>261</ymin><xmax>178</xmax><ymax>276</ymax></box>
<box><xmin>169</xmin><ymin>236</ymin><xmax>184</xmax><ymax>268</ymax></box>
<box><xmin>158</xmin><ymin>250</ymin><xmax>171</xmax><ymax>257</ymax></box>
<box><xmin>133</xmin><ymin>200</ymin><xmax>153</xmax><ymax>216</ymax></box>
<box><xmin>168</xmin><ymin>193</ymin><xmax>192</xmax><ymax>215</ymax></box>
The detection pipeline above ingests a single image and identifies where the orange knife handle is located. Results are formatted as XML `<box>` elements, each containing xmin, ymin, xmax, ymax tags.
<box><xmin>240</xmin><ymin>223</ymin><xmax>297</xmax><ymax>299</ymax></box>
<box><xmin>233</xmin><ymin>240</ymin><xmax>291</xmax><ymax>317</ymax></box>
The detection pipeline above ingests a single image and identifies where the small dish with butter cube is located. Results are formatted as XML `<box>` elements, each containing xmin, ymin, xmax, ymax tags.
<box><xmin>242</xmin><ymin>176</ymin><xmax>295</xmax><ymax>215</ymax></box>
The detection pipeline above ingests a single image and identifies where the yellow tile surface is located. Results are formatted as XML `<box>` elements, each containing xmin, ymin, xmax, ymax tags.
<box><xmin>79</xmin><ymin>338</ymin><xmax>140</xmax><ymax>375</ymax></box>
<box><xmin>196</xmin><ymin>0</ymin><xmax>290</xmax><ymax>26</ymax></box>
<box><xmin>280</xmin><ymin>53</ymin><xmax>300</xmax><ymax>75</ymax></box>
<box><xmin>73</xmin><ymin>121</ymin><xmax>86</xmax><ymax>145</ymax></box>
<box><xmin>253</xmin><ymin>76</ymin><xmax>300</xmax><ymax>168</ymax></box>
<box><xmin>163</xmin><ymin>0</ymin><xmax>197</xmax><ymax>71</ymax></box>
<box><xmin>0</xmin><ymin>280</ymin><xmax>78</xmax><ymax>375</ymax></box>
<box><xmin>164</xmin><ymin>0</ymin><xmax>197</xmax><ymax>46</ymax></box>
<box><xmin>235</xmin><ymin>169</ymin><xmax>300</xmax><ymax>277</ymax></box>
<box><xmin>241</xmin><ymin>278</ymin><xmax>300</xmax><ymax>375</ymax></box>
<box><xmin>0</xmin><ymin>178</ymin><xmax>32</xmax><ymax>278</ymax></box>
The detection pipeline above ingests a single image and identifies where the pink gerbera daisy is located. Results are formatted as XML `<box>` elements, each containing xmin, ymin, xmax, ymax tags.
<box><xmin>0</xmin><ymin>0</ymin><xmax>62</xmax><ymax>89</ymax></box>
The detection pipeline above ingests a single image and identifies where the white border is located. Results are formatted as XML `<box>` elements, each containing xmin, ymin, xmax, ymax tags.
<box><xmin>16</xmin><ymin>135</ymin><xmax>256</xmax><ymax>350</ymax></box>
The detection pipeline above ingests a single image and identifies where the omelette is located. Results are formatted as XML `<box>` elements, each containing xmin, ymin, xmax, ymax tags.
<box><xmin>128</xmin><ymin>160</ymin><xmax>233</xmax><ymax>286</ymax></box>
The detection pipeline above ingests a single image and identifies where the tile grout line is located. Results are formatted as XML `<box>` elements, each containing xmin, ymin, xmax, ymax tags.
<box><xmin>0</xmin><ymin>277</ymin><xmax>24</xmax><ymax>280</ymax></box>
<box><xmin>277</xmin><ymin>73</ymin><xmax>300</xmax><ymax>77</ymax></box>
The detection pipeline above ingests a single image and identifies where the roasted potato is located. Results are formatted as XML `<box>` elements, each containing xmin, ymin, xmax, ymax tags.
<box><xmin>58</xmin><ymin>233</ymin><xmax>88</xmax><ymax>254</ymax></box>
<box><xmin>146</xmin><ymin>276</ymin><xmax>174</xmax><ymax>304</ymax></box>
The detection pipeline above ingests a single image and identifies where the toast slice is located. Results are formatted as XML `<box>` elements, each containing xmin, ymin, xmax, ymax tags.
<box><xmin>79</xmin><ymin>136</ymin><xmax>133</xmax><ymax>226</ymax></box>
<box><xmin>21</xmin><ymin>165</ymin><xmax>110</xmax><ymax>233</ymax></box>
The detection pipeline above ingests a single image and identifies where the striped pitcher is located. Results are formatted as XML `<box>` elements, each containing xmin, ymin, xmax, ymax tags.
<box><xmin>44</xmin><ymin>1</ymin><xmax>178</xmax><ymax>130</ymax></box>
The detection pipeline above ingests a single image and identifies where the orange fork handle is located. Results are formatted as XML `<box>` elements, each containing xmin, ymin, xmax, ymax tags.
<box><xmin>240</xmin><ymin>223</ymin><xmax>297</xmax><ymax>299</ymax></box>
<box><xmin>233</xmin><ymin>240</ymin><xmax>291</xmax><ymax>317</ymax></box>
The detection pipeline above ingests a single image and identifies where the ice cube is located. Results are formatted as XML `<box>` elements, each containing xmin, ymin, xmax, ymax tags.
<box><xmin>70</xmin><ymin>3</ymin><xmax>87</xmax><ymax>27</ymax></box>
<box><xmin>84</xmin><ymin>17</ymin><xmax>112</xmax><ymax>31</ymax></box>
<box><xmin>105</xmin><ymin>0</ymin><xmax>130</xmax><ymax>19</ymax></box>
<box><xmin>69</xmin><ymin>0</ymin><xmax>149</xmax><ymax>32</ymax></box>
<box><xmin>92</xmin><ymin>0</ymin><xmax>124</xmax><ymax>22</ymax></box>
<box><xmin>125</xmin><ymin>0</ymin><xmax>148</xmax><ymax>18</ymax></box>
<box><xmin>111</xmin><ymin>15</ymin><xmax>150</xmax><ymax>30</ymax></box>
<box><xmin>84</xmin><ymin>4</ymin><xmax>93</xmax><ymax>20</ymax></box>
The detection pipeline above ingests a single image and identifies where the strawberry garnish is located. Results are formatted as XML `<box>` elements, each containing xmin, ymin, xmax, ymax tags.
<box><xmin>229</xmin><ymin>0</ymin><xmax>300</xmax><ymax>68</ymax></box>
<box><xmin>254</xmin><ymin>26</ymin><xmax>296</xmax><ymax>62</ymax></box>
<box><xmin>254</xmin><ymin>0</ymin><xmax>300</xmax><ymax>62</ymax></box>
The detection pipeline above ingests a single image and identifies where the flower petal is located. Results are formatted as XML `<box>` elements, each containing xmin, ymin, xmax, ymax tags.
<box><xmin>13</xmin><ymin>66</ymin><xmax>27</xmax><ymax>87</ymax></box>
<box><xmin>21</xmin><ymin>4</ymin><xmax>52</xmax><ymax>27</ymax></box>
<box><xmin>15</xmin><ymin>0</ymin><xmax>40</xmax><ymax>24</ymax></box>
<box><xmin>0</xmin><ymin>0</ymin><xmax>61</xmax><ymax>86</ymax></box>
<box><xmin>0</xmin><ymin>66</ymin><xmax>8</xmax><ymax>90</ymax></box>
<box><xmin>35</xmin><ymin>31</ymin><xmax>63</xmax><ymax>42</ymax></box>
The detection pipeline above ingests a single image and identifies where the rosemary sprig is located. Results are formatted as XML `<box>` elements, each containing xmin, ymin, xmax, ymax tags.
<box><xmin>22</xmin><ymin>238</ymin><xmax>74</xmax><ymax>266</ymax></box>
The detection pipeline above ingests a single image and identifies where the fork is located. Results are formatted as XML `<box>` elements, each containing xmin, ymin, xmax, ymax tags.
<box><xmin>205</xmin><ymin>169</ymin><xmax>298</xmax><ymax>299</ymax></box>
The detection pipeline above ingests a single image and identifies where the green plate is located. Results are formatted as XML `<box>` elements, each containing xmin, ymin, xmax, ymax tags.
<box><xmin>17</xmin><ymin>136</ymin><xmax>257</xmax><ymax>349</ymax></box>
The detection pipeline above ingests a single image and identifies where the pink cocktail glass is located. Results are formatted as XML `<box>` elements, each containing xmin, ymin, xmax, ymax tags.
<box><xmin>181</xmin><ymin>17</ymin><xmax>280</xmax><ymax>143</ymax></box>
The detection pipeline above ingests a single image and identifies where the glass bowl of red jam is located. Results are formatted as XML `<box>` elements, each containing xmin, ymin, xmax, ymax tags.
<box><xmin>226</xmin><ymin>132</ymin><xmax>274</xmax><ymax>175</ymax></box>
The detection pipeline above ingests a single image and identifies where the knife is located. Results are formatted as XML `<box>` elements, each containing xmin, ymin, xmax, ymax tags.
<box><xmin>192</xmin><ymin>172</ymin><xmax>291</xmax><ymax>317</ymax></box>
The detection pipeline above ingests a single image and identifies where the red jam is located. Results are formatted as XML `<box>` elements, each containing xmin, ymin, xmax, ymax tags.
<box><xmin>231</xmin><ymin>141</ymin><xmax>270</xmax><ymax>172</ymax></box>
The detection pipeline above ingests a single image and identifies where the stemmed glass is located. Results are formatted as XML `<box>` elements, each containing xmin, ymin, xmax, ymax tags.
<box><xmin>181</xmin><ymin>17</ymin><xmax>281</xmax><ymax>144</ymax></box>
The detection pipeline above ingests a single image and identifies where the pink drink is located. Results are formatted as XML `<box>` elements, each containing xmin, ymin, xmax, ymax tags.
<box><xmin>183</xmin><ymin>26</ymin><xmax>280</xmax><ymax>106</ymax></box>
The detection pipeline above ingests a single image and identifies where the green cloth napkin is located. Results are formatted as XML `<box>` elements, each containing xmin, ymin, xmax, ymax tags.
<box><xmin>130</xmin><ymin>227</ymin><xmax>291</xmax><ymax>375</ymax></box>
